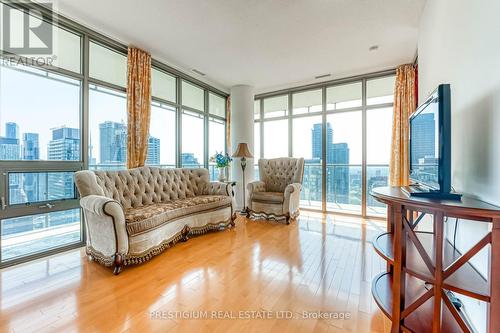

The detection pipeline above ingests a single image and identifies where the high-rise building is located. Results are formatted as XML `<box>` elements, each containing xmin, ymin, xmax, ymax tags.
<box><xmin>311</xmin><ymin>122</ymin><xmax>350</xmax><ymax>204</ymax></box>
<box><xmin>0</xmin><ymin>123</ymin><xmax>20</xmax><ymax>160</ymax></box>
<box><xmin>6</xmin><ymin>122</ymin><xmax>19</xmax><ymax>140</ymax></box>
<box><xmin>22</xmin><ymin>133</ymin><xmax>41</xmax><ymax>203</ymax></box>
<box><xmin>23</xmin><ymin>133</ymin><xmax>39</xmax><ymax>160</ymax></box>
<box><xmin>331</xmin><ymin>142</ymin><xmax>350</xmax><ymax>204</ymax></box>
<box><xmin>99</xmin><ymin>121</ymin><xmax>127</xmax><ymax>165</ymax></box>
<box><xmin>311</xmin><ymin>123</ymin><xmax>334</xmax><ymax>160</ymax></box>
<box><xmin>146</xmin><ymin>136</ymin><xmax>160</xmax><ymax>165</ymax></box>
<box><xmin>47</xmin><ymin>127</ymin><xmax>80</xmax><ymax>200</ymax></box>
<box><xmin>411</xmin><ymin>113</ymin><xmax>435</xmax><ymax>164</ymax></box>
<box><xmin>48</xmin><ymin>127</ymin><xmax>80</xmax><ymax>161</ymax></box>
<box><xmin>0</xmin><ymin>137</ymin><xmax>20</xmax><ymax>160</ymax></box>
<box><xmin>181</xmin><ymin>153</ymin><xmax>199</xmax><ymax>166</ymax></box>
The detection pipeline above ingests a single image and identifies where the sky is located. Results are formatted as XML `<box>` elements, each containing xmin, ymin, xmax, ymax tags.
<box><xmin>0</xmin><ymin>65</ymin><xmax>225</xmax><ymax>165</ymax></box>
<box><xmin>0</xmin><ymin>63</ymin><xmax>392</xmax><ymax>166</ymax></box>
<box><xmin>261</xmin><ymin>106</ymin><xmax>392</xmax><ymax>165</ymax></box>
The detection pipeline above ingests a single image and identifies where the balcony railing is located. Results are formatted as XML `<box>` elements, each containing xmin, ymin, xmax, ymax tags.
<box><xmin>252</xmin><ymin>163</ymin><xmax>389</xmax><ymax>215</ymax></box>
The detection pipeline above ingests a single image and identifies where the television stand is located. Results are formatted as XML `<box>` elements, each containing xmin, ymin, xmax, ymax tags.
<box><xmin>370</xmin><ymin>186</ymin><xmax>500</xmax><ymax>332</ymax></box>
<box><xmin>402</xmin><ymin>184</ymin><xmax>462</xmax><ymax>200</ymax></box>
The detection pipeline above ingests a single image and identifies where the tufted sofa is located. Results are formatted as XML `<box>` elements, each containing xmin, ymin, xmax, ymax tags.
<box><xmin>74</xmin><ymin>166</ymin><xmax>235</xmax><ymax>274</ymax></box>
<box><xmin>246</xmin><ymin>158</ymin><xmax>304</xmax><ymax>224</ymax></box>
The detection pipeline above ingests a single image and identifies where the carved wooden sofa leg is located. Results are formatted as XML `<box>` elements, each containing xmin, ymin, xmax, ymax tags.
<box><xmin>181</xmin><ymin>225</ymin><xmax>190</xmax><ymax>242</ymax></box>
<box><xmin>230</xmin><ymin>214</ymin><xmax>236</xmax><ymax>227</ymax></box>
<box><xmin>285</xmin><ymin>214</ymin><xmax>291</xmax><ymax>225</ymax></box>
<box><xmin>113</xmin><ymin>253</ymin><xmax>123</xmax><ymax>275</ymax></box>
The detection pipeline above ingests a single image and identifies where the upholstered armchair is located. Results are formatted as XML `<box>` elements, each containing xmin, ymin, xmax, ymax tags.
<box><xmin>246</xmin><ymin>157</ymin><xmax>305</xmax><ymax>224</ymax></box>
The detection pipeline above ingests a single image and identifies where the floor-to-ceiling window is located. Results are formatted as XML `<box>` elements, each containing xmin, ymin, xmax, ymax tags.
<box><xmin>291</xmin><ymin>89</ymin><xmax>323</xmax><ymax>209</ymax></box>
<box><xmin>208</xmin><ymin>92</ymin><xmax>227</xmax><ymax>180</ymax></box>
<box><xmin>0</xmin><ymin>2</ymin><xmax>227</xmax><ymax>266</ymax></box>
<box><xmin>254</xmin><ymin>73</ymin><xmax>395</xmax><ymax>218</ymax></box>
<box><xmin>0</xmin><ymin>4</ymin><xmax>84</xmax><ymax>264</ymax></box>
<box><xmin>365</xmin><ymin>76</ymin><xmax>396</xmax><ymax>216</ymax></box>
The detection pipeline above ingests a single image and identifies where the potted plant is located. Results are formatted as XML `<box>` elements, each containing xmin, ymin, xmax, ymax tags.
<box><xmin>210</xmin><ymin>152</ymin><xmax>232</xmax><ymax>182</ymax></box>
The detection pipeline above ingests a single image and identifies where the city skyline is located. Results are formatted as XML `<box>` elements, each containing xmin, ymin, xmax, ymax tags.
<box><xmin>0</xmin><ymin>121</ymin><xmax>162</xmax><ymax>166</ymax></box>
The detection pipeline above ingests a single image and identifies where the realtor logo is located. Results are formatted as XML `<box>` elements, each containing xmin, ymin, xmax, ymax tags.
<box><xmin>1</xmin><ymin>3</ymin><xmax>53</xmax><ymax>55</ymax></box>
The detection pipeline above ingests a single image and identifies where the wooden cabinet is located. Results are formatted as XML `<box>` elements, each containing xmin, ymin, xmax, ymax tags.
<box><xmin>371</xmin><ymin>186</ymin><xmax>500</xmax><ymax>333</ymax></box>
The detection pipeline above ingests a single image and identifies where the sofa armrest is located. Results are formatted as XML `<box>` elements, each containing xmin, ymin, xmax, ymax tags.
<box><xmin>80</xmin><ymin>195</ymin><xmax>128</xmax><ymax>257</ymax></box>
<box><xmin>283</xmin><ymin>183</ymin><xmax>302</xmax><ymax>216</ymax></box>
<box><xmin>208</xmin><ymin>182</ymin><xmax>235</xmax><ymax>197</ymax></box>
<box><xmin>80</xmin><ymin>195</ymin><xmax>121</xmax><ymax>216</ymax></box>
<box><xmin>247</xmin><ymin>180</ymin><xmax>266</xmax><ymax>194</ymax></box>
<box><xmin>246</xmin><ymin>181</ymin><xmax>266</xmax><ymax>209</ymax></box>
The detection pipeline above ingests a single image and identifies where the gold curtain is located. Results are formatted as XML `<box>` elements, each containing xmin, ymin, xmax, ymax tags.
<box><xmin>226</xmin><ymin>96</ymin><xmax>231</xmax><ymax>154</ymax></box>
<box><xmin>126</xmin><ymin>47</ymin><xmax>152</xmax><ymax>169</ymax></box>
<box><xmin>389</xmin><ymin>64</ymin><xmax>417</xmax><ymax>186</ymax></box>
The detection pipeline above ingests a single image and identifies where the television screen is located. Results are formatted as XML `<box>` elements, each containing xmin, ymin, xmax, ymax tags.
<box><xmin>410</xmin><ymin>97</ymin><xmax>440</xmax><ymax>190</ymax></box>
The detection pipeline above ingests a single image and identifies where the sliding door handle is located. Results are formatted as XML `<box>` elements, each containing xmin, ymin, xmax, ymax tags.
<box><xmin>38</xmin><ymin>203</ymin><xmax>55</xmax><ymax>209</ymax></box>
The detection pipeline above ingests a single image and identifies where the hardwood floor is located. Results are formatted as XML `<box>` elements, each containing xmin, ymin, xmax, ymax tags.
<box><xmin>0</xmin><ymin>212</ymin><xmax>391</xmax><ymax>333</ymax></box>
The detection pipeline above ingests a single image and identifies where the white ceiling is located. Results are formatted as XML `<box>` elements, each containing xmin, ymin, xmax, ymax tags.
<box><xmin>54</xmin><ymin>0</ymin><xmax>426</xmax><ymax>93</ymax></box>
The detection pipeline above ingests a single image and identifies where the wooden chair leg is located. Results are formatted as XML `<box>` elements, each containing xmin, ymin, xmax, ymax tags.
<box><xmin>181</xmin><ymin>225</ymin><xmax>190</xmax><ymax>242</ymax></box>
<box><xmin>113</xmin><ymin>254</ymin><xmax>123</xmax><ymax>275</ymax></box>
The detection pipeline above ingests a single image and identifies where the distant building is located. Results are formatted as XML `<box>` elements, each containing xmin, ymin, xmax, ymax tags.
<box><xmin>146</xmin><ymin>136</ymin><xmax>160</xmax><ymax>165</ymax></box>
<box><xmin>311</xmin><ymin>122</ymin><xmax>350</xmax><ymax>205</ymax></box>
<box><xmin>0</xmin><ymin>137</ymin><xmax>20</xmax><ymax>160</ymax></box>
<box><xmin>48</xmin><ymin>127</ymin><xmax>80</xmax><ymax>161</ymax></box>
<box><xmin>99</xmin><ymin>121</ymin><xmax>127</xmax><ymax>165</ymax></box>
<box><xmin>0</xmin><ymin>123</ymin><xmax>20</xmax><ymax>160</ymax></box>
<box><xmin>302</xmin><ymin>158</ymin><xmax>322</xmax><ymax>203</ymax></box>
<box><xmin>22</xmin><ymin>133</ymin><xmax>41</xmax><ymax>203</ymax></box>
<box><xmin>330</xmin><ymin>142</ymin><xmax>350</xmax><ymax>204</ymax></box>
<box><xmin>47</xmin><ymin>127</ymin><xmax>80</xmax><ymax>200</ymax></box>
<box><xmin>23</xmin><ymin>133</ymin><xmax>39</xmax><ymax>160</ymax></box>
<box><xmin>311</xmin><ymin>123</ymin><xmax>335</xmax><ymax>162</ymax></box>
<box><xmin>6</xmin><ymin>122</ymin><xmax>19</xmax><ymax>140</ymax></box>
<box><xmin>181</xmin><ymin>153</ymin><xmax>200</xmax><ymax>166</ymax></box>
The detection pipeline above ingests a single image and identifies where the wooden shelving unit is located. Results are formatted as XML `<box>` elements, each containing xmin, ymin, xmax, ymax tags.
<box><xmin>371</xmin><ymin>187</ymin><xmax>500</xmax><ymax>333</ymax></box>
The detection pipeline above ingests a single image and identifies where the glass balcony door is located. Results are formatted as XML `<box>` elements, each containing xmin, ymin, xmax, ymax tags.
<box><xmin>292</xmin><ymin>115</ymin><xmax>322</xmax><ymax>210</ymax></box>
<box><xmin>254</xmin><ymin>73</ymin><xmax>395</xmax><ymax>218</ymax></box>
<box><xmin>325</xmin><ymin>111</ymin><xmax>362</xmax><ymax>214</ymax></box>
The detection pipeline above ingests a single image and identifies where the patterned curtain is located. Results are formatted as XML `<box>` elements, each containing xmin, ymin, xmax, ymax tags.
<box><xmin>126</xmin><ymin>47</ymin><xmax>152</xmax><ymax>169</ymax></box>
<box><xmin>389</xmin><ymin>64</ymin><xmax>417</xmax><ymax>186</ymax></box>
<box><xmin>226</xmin><ymin>96</ymin><xmax>231</xmax><ymax>154</ymax></box>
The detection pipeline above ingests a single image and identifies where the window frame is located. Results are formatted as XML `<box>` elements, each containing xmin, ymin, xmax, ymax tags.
<box><xmin>0</xmin><ymin>1</ymin><xmax>228</xmax><ymax>267</ymax></box>
<box><xmin>254</xmin><ymin>71</ymin><xmax>396</xmax><ymax>219</ymax></box>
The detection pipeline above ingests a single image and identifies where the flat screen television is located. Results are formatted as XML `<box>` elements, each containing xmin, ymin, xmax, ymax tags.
<box><xmin>408</xmin><ymin>84</ymin><xmax>461</xmax><ymax>200</ymax></box>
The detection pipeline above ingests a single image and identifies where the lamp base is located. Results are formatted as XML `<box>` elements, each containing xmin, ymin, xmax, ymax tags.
<box><xmin>238</xmin><ymin>207</ymin><xmax>249</xmax><ymax>216</ymax></box>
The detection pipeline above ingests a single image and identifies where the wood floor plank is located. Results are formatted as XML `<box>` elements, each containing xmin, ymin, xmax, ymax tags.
<box><xmin>0</xmin><ymin>212</ymin><xmax>389</xmax><ymax>333</ymax></box>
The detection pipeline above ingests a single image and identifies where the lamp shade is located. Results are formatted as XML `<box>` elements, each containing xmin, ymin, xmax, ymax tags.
<box><xmin>232</xmin><ymin>143</ymin><xmax>253</xmax><ymax>158</ymax></box>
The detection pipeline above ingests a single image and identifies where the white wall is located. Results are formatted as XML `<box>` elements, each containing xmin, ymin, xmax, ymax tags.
<box><xmin>418</xmin><ymin>1</ymin><xmax>500</xmax><ymax>331</ymax></box>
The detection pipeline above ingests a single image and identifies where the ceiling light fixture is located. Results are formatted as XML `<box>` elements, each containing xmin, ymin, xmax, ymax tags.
<box><xmin>315</xmin><ymin>74</ymin><xmax>331</xmax><ymax>79</ymax></box>
<box><xmin>369</xmin><ymin>45</ymin><xmax>379</xmax><ymax>51</ymax></box>
<box><xmin>192</xmin><ymin>69</ymin><xmax>206</xmax><ymax>76</ymax></box>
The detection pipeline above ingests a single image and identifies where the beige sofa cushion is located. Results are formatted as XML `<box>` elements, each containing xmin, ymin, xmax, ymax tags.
<box><xmin>252</xmin><ymin>191</ymin><xmax>284</xmax><ymax>203</ymax></box>
<box><xmin>125</xmin><ymin>195</ymin><xmax>231</xmax><ymax>236</ymax></box>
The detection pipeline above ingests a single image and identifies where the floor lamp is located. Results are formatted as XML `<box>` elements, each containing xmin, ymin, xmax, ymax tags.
<box><xmin>232</xmin><ymin>143</ymin><xmax>253</xmax><ymax>214</ymax></box>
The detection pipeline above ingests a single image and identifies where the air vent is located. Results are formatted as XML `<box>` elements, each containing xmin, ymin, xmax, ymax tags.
<box><xmin>315</xmin><ymin>74</ymin><xmax>331</xmax><ymax>79</ymax></box>
<box><xmin>192</xmin><ymin>69</ymin><xmax>206</xmax><ymax>76</ymax></box>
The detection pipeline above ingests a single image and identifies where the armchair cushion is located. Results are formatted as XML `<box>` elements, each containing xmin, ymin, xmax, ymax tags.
<box><xmin>125</xmin><ymin>195</ymin><xmax>231</xmax><ymax>236</ymax></box>
<box><xmin>252</xmin><ymin>191</ymin><xmax>284</xmax><ymax>203</ymax></box>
